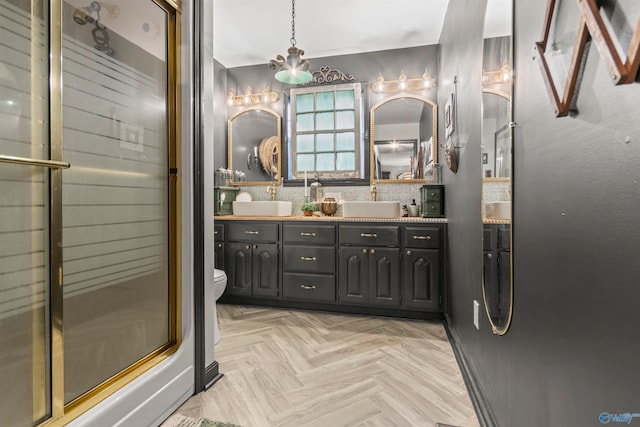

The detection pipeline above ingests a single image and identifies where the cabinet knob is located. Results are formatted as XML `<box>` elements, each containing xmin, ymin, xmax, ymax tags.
<box><xmin>370</xmin><ymin>249</ymin><xmax>376</xmax><ymax>255</ymax></box>
<box><xmin>217</xmin><ymin>243</ymin><xmax>222</xmax><ymax>248</ymax></box>
<box><xmin>487</xmin><ymin>253</ymin><xmax>493</xmax><ymax>259</ymax></box>
<box><xmin>253</xmin><ymin>244</ymin><xmax>258</xmax><ymax>249</ymax></box>
<box><xmin>406</xmin><ymin>250</ymin><xmax>412</xmax><ymax>256</ymax></box>
<box><xmin>245</xmin><ymin>245</ymin><xmax>250</xmax><ymax>250</ymax></box>
<box><xmin>300</xmin><ymin>284</ymin><xmax>317</xmax><ymax>290</ymax></box>
<box><xmin>362</xmin><ymin>249</ymin><xmax>368</xmax><ymax>254</ymax></box>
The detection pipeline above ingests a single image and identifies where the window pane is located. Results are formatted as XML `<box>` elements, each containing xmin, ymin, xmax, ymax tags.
<box><xmin>316</xmin><ymin>92</ymin><xmax>334</xmax><ymax>110</ymax></box>
<box><xmin>337</xmin><ymin>152</ymin><xmax>356</xmax><ymax>170</ymax></box>
<box><xmin>336</xmin><ymin>132</ymin><xmax>355</xmax><ymax>150</ymax></box>
<box><xmin>296</xmin><ymin>154</ymin><xmax>315</xmax><ymax>172</ymax></box>
<box><xmin>297</xmin><ymin>113</ymin><xmax>314</xmax><ymax>132</ymax></box>
<box><xmin>336</xmin><ymin>111</ymin><xmax>354</xmax><ymax>129</ymax></box>
<box><xmin>297</xmin><ymin>94</ymin><xmax>315</xmax><ymax>112</ymax></box>
<box><xmin>316</xmin><ymin>153</ymin><xmax>335</xmax><ymax>171</ymax></box>
<box><xmin>297</xmin><ymin>134</ymin><xmax>314</xmax><ymax>152</ymax></box>
<box><xmin>316</xmin><ymin>112</ymin><xmax>334</xmax><ymax>130</ymax></box>
<box><xmin>316</xmin><ymin>133</ymin><xmax>334</xmax><ymax>151</ymax></box>
<box><xmin>336</xmin><ymin>90</ymin><xmax>355</xmax><ymax>109</ymax></box>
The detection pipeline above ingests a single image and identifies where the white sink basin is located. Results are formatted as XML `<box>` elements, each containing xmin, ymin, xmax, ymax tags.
<box><xmin>485</xmin><ymin>201</ymin><xmax>511</xmax><ymax>220</ymax></box>
<box><xmin>232</xmin><ymin>201</ymin><xmax>292</xmax><ymax>217</ymax></box>
<box><xmin>342</xmin><ymin>201</ymin><xmax>400</xmax><ymax>218</ymax></box>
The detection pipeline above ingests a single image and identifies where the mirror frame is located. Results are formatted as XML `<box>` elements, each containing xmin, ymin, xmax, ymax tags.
<box><xmin>227</xmin><ymin>106</ymin><xmax>282</xmax><ymax>186</ymax></box>
<box><xmin>369</xmin><ymin>94</ymin><xmax>438</xmax><ymax>184</ymax></box>
<box><xmin>481</xmin><ymin>1</ymin><xmax>514</xmax><ymax>336</ymax></box>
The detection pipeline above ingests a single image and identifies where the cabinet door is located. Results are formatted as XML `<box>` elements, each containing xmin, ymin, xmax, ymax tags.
<box><xmin>369</xmin><ymin>248</ymin><xmax>400</xmax><ymax>306</ymax></box>
<box><xmin>226</xmin><ymin>242</ymin><xmax>252</xmax><ymax>296</ymax></box>
<box><xmin>214</xmin><ymin>241</ymin><xmax>225</xmax><ymax>270</ymax></box>
<box><xmin>252</xmin><ymin>243</ymin><xmax>279</xmax><ymax>298</ymax></box>
<box><xmin>402</xmin><ymin>249</ymin><xmax>441</xmax><ymax>311</ymax></box>
<box><xmin>498</xmin><ymin>250</ymin><xmax>511</xmax><ymax>317</ymax></box>
<box><xmin>338</xmin><ymin>247</ymin><xmax>369</xmax><ymax>305</ymax></box>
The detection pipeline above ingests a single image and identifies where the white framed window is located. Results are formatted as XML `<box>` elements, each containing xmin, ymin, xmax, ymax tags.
<box><xmin>288</xmin><ymin>82</ymin><xmax>364</xmax><ymax>180</ymax></box>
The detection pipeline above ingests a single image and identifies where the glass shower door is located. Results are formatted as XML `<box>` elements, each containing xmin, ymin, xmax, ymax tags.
<box><xmin>0</xmin><ymin>1</ymin><xmax>54</xmax><ymax>425</ymax></box>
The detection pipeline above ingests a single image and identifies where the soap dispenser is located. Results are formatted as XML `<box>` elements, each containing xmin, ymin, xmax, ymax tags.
<box><xmin>408</xmin><ymin>199</ymin><xmax>419</xmax><ymax>217</ymax></box>
<box><xmin>309</xmin><ymin>173</ymin><xmax>324</xmax><ymax>203</ymax></box>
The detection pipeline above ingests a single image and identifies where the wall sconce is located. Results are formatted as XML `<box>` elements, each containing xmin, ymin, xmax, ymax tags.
<box><xmin>483</xmin><ymin>63</ymin><xmax>512</xmax><ymax>85</ymax></box>
<box><xmin>371</xmin><ymin>69</ymin><xmax>437</xmax><ymax>94</ymax></box>
<box><xmin>227</xmin><ymin>87</ymin><xmax>280</xmax><ymax>107</ymax></box>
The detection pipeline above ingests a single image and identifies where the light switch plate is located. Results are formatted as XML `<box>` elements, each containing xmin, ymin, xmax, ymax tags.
<box><xmin>473</xmin><ymin>300</ymin><xmax>480</xmax><ymax>330</ymax></box>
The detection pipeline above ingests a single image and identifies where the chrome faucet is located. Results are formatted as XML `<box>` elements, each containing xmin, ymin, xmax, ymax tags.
<box><xmin>370</xmin><ymin>183</ymin><xmax>377</xmax><ymax>201</ymax></box>
<box><xmin>266</xmin><ymin>185</ymin><xmax>277</xmax><ymax>201</ymax></box>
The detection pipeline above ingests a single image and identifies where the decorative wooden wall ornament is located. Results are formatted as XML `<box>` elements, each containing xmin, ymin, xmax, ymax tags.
<box><xmin>534</xmin><ymin>0</ymin><xmax>590</xmax><ymax>117</ymax></box>
<box><xmin>577</xmin><ymin>0</ymin><xmax>640</xmax><ymax>85</ymax></box>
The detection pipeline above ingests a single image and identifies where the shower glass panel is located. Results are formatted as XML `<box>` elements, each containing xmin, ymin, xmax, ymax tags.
<box><xmin>0</xmin><ymin>1</ymin><xmax>51</xmax><ymax>425</ymax></box>
<box><xmin>61</xmin><ymin>0</ymin><xmax>170</xmax><ymax>403</ymax></box>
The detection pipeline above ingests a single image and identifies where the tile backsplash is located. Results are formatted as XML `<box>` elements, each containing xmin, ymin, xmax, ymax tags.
<box><xmin>229</xmin><ymin>183</ymin><xmax>425</xmax><ymax>216</ymax></box>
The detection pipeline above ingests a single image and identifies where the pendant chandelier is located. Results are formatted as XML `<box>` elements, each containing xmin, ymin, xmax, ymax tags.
<box><xmin>268</xmin><ymin>0</ymin><xmax>312</xmax><ymax>84</ymax></box>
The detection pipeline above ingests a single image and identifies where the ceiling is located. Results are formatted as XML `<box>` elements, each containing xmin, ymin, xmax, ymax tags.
<box><xmin>213</xmin><ymin>0</ymin><xmax>451</xmax><ymax>68</ymax></box>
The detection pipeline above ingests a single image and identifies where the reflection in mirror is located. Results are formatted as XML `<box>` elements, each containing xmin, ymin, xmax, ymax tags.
<box><xmin>370</xmin><ymin>95</ymin><xmax>437</xmax><ymax>183</ymax></box>
<box><xmin>482</xmin><ymin>0</ymin><xmax>513</xmax><ymax>335</ymax></box>
<box><xmin>228</xmin><ymin>107</ymin><xmax>282</xmax><ymax>185</ymax></box>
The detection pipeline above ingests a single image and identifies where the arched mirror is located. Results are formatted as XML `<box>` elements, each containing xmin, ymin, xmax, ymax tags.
<box><xmin>370</xmin><ymin>95</ymin><xmax>437</xmax><ymax>183</ymax></box>
<box><xmin>228</xmin><ymin>107</ymin><xmax>282</xmax><ymax>185</ymax></box>
<box><xmin>481</xmin><ymin>0</ymin><xmax>513</xmax><ymax>335</ymax></box>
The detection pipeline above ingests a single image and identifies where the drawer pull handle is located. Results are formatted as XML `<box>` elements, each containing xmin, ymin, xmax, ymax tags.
<box><xmin>300</xmin><ymin>284</ymin><xmax>317</xmax><ymax>290</ymax></box>
<box><xmin>300</xmin><ymin>232</ymin><xmax>317</xmax><ymax>237</ymax></box>
<box><xmin>360</xmin><ymin>233</ymin><xmax>378</xmax><ymax>238</ymax></box>
<box><xmin>300</xmin><ymin>256</ymin><xmax>317</xmax><ymax>261</ymax></box>
<box><xmin>214</xmin><ymin>231</ymin><xmax>218</xmax><ymax>235</ymax></box>
<box><xmin>412</xmin><ymin>235</ymin><xmax>432</xmax><ymax>240</ymax></box>
<box><xmin>244</xmin><ymin>231</ymin><xmax>259</xmax><ymax>235</ymax></box>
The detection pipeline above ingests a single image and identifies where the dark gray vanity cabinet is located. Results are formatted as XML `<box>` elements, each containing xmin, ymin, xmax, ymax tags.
<box><xmin>338</xmin><ymin>225</ymin><xmax>401</xmax><ymax>307</ymax></box>
<box><xmin>483</xmin><ymin>224</ymin><xmax>510</xmax><ymax>319</ymax></box>
<box><xmin>216</xmin><ymin>219</ymin><xmax>447</xmax><ymax>319</ymax></box>
<box><xmin>225</xmin><ymin>222</ymin><xmax>280</xmax><ymax>298</ymax></box>
<box><xmin>214</xmin><ymin>224</ymin><xmax>224</xmax><ymax>269</ymax></box>
<box><xmin>401</xmin><ymin>227</ymin><xmax>442</xmax><ymax>310</ymax></box>
<box><xmin>282</xmin><ymin>223</ymin><xmax>337</xmax><ymax>303</ymax></box>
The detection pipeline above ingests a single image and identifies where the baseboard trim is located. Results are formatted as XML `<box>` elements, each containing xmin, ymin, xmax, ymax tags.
<box><xmin>444</xmin><ymin>315</ymin><xmax>497</xmax><ymax>427</ymax></box>
<box><xmin>203</xmin><ymin>361</ymin><xmax>223</xmax><ymax>390</ymax></box>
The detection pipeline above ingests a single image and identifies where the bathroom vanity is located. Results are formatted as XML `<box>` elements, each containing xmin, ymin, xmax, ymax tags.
<box><xmin>215</xmin><ymin>216</ymin><xmax>447</xmax><ymax>320</ymax></box>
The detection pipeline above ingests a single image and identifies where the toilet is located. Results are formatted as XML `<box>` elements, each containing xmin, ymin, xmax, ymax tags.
<box><xmin>212</xmin><ymin>268</ymin><xmax>227</xmax><ymax>345</ymax></box>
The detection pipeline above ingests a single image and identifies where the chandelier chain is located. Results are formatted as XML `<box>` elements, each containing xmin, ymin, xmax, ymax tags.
<box><xmin>290</xmin><ymin>0</ymin><xmax>296</xmax><ymax>46</ymax></box>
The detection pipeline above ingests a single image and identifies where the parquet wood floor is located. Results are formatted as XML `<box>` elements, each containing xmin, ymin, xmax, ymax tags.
<box><xmin>164</xmin><ymin>304</ymin><xmax>479</xmax><ymax>427</ymax></box>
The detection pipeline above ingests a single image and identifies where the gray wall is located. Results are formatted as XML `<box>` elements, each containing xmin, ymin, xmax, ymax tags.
<box><xmin>442</xmin><ymin>1</ymin><xmax>640</xmax><ymax>426</ymax></box>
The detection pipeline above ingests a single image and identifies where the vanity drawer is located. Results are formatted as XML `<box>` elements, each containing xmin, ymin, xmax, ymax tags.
<box><xmin>227</xmin><ymin>222</ymin><xmax>279</xmax><ymax>243</ymax></box>
<box><xmin>339</xmin><ymin>225</ymin><xmax>399</xmax><ymax>247</ymax></box>
<box><xmin>403</xmin><ymin>226</ymin><xmax>441</xmax><ymax>249</ymax></box>
<box><xmin>283</xmin><ymin>223</ymin><xmax>336</xmax><ymax>245</ymax></box>
<box><xmin>283</xmin><ymin>246</ymin><xmax>335</xmax><ymax>274</ymax></box>
<box><xmin>498</xmin><ymin>226</ymin><xmax>511</xmax><ymax>251</ymax></box>
<box><xmin>283</xmin><ymin>273</ymin><xmax>336</xmax><ymax>303</ymax></box>
<box><xmin>214</xmin><ymin>223</ymin><xmax>224</xmax><ymax>240</ymax></box>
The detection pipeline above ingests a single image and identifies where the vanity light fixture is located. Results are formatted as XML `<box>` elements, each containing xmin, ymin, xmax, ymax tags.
<box><xmin>268</xmin><ymin>0</ymin><xmax>313</xmax><ymax>84</ymax></box>
<box><xmin>371</xmin><ymin>69</ymin><xmax>437</xmax><ymax>94</ymax></box>
<box><xmin>227</xmin><ymin>87</ymin><xmax>280</xmax><ymax>107</ymax></box>
<box><xmin>483</xmin><ymin>62</ymin><xmax>513</xmax><ymax>85</ymax></box>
